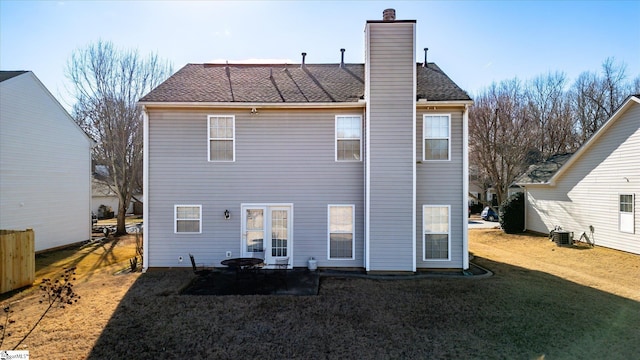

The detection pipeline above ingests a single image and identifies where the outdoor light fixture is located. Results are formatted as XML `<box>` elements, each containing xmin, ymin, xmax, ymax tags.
<box><xmin>224</xmin><ymin>209</ymin><xmax>230</xmax><ymax>220</ymax></box>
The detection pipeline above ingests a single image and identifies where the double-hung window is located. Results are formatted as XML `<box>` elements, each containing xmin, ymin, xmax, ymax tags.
<box><xmin>328</xmin><ymin>205</ymin><xmax>355</xmax><ymax>259</ymax></box>
<box><xmin>335</xmin><ymin>115</ymin><xmax>362</xmax><ymax>161</ymax></box>
<box><xmin>423</xmin><ymin>114</ymin><xmax>450</xmax><ymax>161</ymax></box>
<box><xmin>423</xmin><ymin>205</ymin><xmax>450</xmax><ymax>260</ymax></box>
<box><xmin>175</xmin><ymin>205</ymin><xmax>202</xmax><ymax>234</ymax></box>
<box><xmin>208</xmin><ymin>115</ymin><xmax>235</xmax><ymax>161</ymax></box>
<box><xmin>619</xmin><ymin>194</ymin><xmax>635</xmax><ymax>233</ymax></box>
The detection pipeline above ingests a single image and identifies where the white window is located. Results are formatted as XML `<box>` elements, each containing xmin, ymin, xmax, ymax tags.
<box><xmin>335</xmin><ymin>115</ymin><xmax>362</xmax><ymax>161</ymax></box>
<box><xmin>175</xmin><ymin>205</ymin><xmax>202</xmax><ymax>233</ymax></box>
<box><xmin>328</xmin><ymin>205</ymin><xmax>355</xmax><ymax>259</ymax></box>
<box><xmin>423</xmin><ymin>205</ymin><xmax>450</xmax><ymax>260</ymax></box>
<box><xmin>208</xmin><ymin>115</ymin><xmax>235</xmax><ymax>161</ymax></box>
<box><xmin>619</xmin><ymin>194</ymin><xmax>635</xmax><ymax>233</ymax></box>
<box><xmin>423</xmin><ymin>114</ymin><xmax>450</xmax><ymax>161</ymax></box>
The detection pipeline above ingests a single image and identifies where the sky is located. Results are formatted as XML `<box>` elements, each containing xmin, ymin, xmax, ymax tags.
<box><xmin>1</xmin><ymin>0</ymin><xmax>639</xmax><ymax>111</ymax></box>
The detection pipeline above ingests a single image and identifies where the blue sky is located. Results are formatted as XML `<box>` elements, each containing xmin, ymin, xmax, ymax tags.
<box><xmin>1</xmin><ymin>0</ymin><xmax>639</xmax><ymax>110</ymax></box>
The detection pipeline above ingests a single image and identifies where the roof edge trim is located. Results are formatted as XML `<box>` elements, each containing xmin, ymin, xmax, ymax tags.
<box><xmin>547</xmin><ymin>95</ymin><xmax>639</xmax><ymax>186</ymax></box>
<box><xmin>416</xmin><ymin>100</ymin><xmax>474</xmax><ymax>107</ymax></box>
<box><xmin>138</xmin><ymin>100</ymin><xmax>367</xmax><ymax>109</ymax></box>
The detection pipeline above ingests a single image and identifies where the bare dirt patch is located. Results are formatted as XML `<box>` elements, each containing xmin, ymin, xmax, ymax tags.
<box><xmin>1</xmin><ymin>235</ymin><xmax>140</xmax><ymax>358</ymax></box>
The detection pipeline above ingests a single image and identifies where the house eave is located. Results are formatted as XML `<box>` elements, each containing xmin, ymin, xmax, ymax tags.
<box><xmin>416</xmin><ymin>99</ymin><xmax>474</xmax><ymax>107</ymax></box>
<box><xmin>138</xmin><ymin>100</ymin><xmax>367</xmax><ymax>109</ymax></box>
<box><xmin>517</xmin><ymin>182</ymin><xmax>554</xmax><ymax>188</ymax></box>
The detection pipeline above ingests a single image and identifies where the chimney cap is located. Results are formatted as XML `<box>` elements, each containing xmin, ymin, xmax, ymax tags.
<box><xmin>382</xmin><ymin>8</ymin><xmax>396</xmax><ymax>21</ymax></box>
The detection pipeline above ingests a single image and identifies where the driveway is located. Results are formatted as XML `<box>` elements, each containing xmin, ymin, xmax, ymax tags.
<box><xmin>468</xmin><ymin>215</ymin><xmax>500</xmax><ymax>229</ymax></box>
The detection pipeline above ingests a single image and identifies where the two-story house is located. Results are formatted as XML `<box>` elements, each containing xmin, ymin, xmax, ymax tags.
<box><xmin>1</xmin><ymin>71</ymin><xmax>94</xmax><ymax>252</ymax></box>
<box><xmin>139</xmin><ymin>9</ymin><xmax>472</xmax><ymax>273</ymax></box>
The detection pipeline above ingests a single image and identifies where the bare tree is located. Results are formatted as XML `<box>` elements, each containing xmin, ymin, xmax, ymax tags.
<box><xmin>469</xmin><ymin>79</ymin><xmax>536</xmax><ymax>206</ymax></box>
<box><xmin>525</xmin><ymin>72</ymin><xmax>578</xmax><ymax>158</ymax></box>
<box><xmin>67</xmin><ymin>41</ymin><xmax>172</xmax><ymax>235</ymax></box>
<box><xmin>470</xmin><ymin>58</ymin><xmax>638</xmax><ymax>210</ymax></box>
<box><xmin>570</xmin><ymin>58</ymin><xmax>630</xmax><ymax>143</ymax></box>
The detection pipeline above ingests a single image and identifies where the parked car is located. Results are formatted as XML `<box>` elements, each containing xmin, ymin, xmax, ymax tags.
<box><xmin>481</xmin><ymin>206</ymin><xmax>498</xmax><ymax>221</ymax></box>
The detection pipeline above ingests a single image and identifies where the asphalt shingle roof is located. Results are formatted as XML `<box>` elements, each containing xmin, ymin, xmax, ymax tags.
<box><xmin>140</xmin><ymin>63</ymin><xmax>471</xmax><ymax>103</ymax></box>
<box><xmin>0</xmin><ymin>70</ymin><xmax>28</xmax><ymax>83</ymax></box>
<box><xmin>515</xmin><ymin>153</ymin><xmax>574</xmax><ymax>184</ymax></box>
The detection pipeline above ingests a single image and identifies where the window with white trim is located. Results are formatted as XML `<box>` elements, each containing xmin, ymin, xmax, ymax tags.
<box><xmin>423</xmin><ymin>205</ymin><xmax>450</xmax><ymax>260</ymax></box>
<box><xmin>208</xmin><ymin>115</ymin><xmax>235</xmax><ymax>161</ymax></box>
<box><xmin>175</xmin><ymin>205</ymin><xmax>202</xmax><ymax>233</ymax></box>
<box><xmin>335</xmin><ymin>115</ymin><xmax>362</xmax><ymax>161</ymax></box>
<box><xmin>423</xmin><ymin>114</ymin><xmax>450</xmax><ymax>161</ymax></box>
<box><xmin>328</xmin><ymin>205</ymin><xmax>355</xmax><ymax>259</ymax></box>
<box><xmin>619</xmin><ymin>194</ymin><xmax>635</xmax><ymax>233</ymax></box>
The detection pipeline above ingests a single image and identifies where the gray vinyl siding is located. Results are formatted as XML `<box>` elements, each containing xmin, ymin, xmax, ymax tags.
<box><xmin>147</xmin><ymin>108</ymin><xmax>365</xmax><ymax>268</ymax></box>
<box><xmin>365</xmin><ymin>21</ymin><xmax>416</xmax><ymax>271</ymax></box>
<box><xmin>525</xmin><ymin>102</ymin><xmax>640</xmax><ymax>254</ymax></box>
<box><xmin>0</xmin><ymin>73</ymin><xmax>93</xmax><ymax>252</ymax></box>
<box><xmin>416</xmin><ymin>108</ymin><xmax>465</xmax><ymax>268</ymax></box>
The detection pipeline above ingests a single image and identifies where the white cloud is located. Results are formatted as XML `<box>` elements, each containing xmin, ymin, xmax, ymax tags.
<box><xmin>213</xmin><ymin>29</ymin><xmax>232</xmax><ymax>37</ymax></box>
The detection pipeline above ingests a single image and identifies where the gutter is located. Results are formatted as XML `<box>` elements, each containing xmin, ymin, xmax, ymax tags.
<box><xmin>416</xmin><ymin>99</ymin><xmax>474</xmax><ymax>107</ymax></box>
<box><xmin>138</xmin><ymin>100</ymin><xmax>367</xmax><ymax>109</ymax></box>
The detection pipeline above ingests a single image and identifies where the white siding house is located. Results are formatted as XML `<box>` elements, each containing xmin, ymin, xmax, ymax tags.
<box><xmin>517</xmin><ymin>95</ymin><xmax>640</xmax><ymax>254</ymax></box>
<box><xmin>139</xmin><ymin>9</ymin><xmax>472</xmax><ymax>272</ymax></box>
<box><xmin>0</xmin><ymin>71</ymin><xmax>94</xmax><ymax>252</ymax></box>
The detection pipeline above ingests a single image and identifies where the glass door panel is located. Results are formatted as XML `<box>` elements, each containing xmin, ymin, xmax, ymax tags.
<box><xmin>243</xmin><ymin>207</ymin><xmax>265</xmax><ymax>257</ymax></box>
<box><xmin>270</xmin><ymin>209</ymin><xmax>288</xmax><ymax>257</ymax></box>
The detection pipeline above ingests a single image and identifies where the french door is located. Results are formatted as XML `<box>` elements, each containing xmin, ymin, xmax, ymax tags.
<box><xmin>241</xmin><ymin>204</ymin><xmax>292</xmax><ymax>268</ymax></box>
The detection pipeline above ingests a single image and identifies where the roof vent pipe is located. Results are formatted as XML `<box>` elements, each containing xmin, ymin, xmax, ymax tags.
<box><xmin>423</xmin><ymin>48</ymin><xmax>428</xmax><ymax>67</ymax></box>
<box><xmin>301</xmin><ymin>52</ymin><xmax>307</xmax><ymax>68</ymax></box>
<box><xmin>340</xmin><ymin>48</ymin><xmax>345</xmax><ymax>68</ymax></box>
<box><xmin>382</xmin><ymin>8</ymin><xmax>396</xmax><ymax>21</ymax></box>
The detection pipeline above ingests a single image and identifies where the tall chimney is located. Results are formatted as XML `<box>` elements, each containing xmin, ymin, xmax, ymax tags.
<box><xmin>382</xmin><ymin>8</ymin><xmax>396</xmax><ymax>21</ymax></box>
<box><xmin>340</xmin><ymin>48</ymin><xmax>345</xmax><ymax>68</ymax></box>
<box><xmin>301</xmin><ymin>52</ymin><xmax>307</xmax><ymax>68</ymax></box>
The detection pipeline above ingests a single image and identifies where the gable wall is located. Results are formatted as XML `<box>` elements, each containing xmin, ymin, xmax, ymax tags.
<box><xmin>0</xmin><ymin>73</ymin><xmax>92</xmax><ymax>251</ymax></box>
<box><xmin>525</xmin><ymin>103</ymin><xmax>640</xmax><ymax>254</ymax></box>
<box><xmin>146</xmin><ymin>107</ymin><xmax>365</xmax><ymax>268</ymax></box>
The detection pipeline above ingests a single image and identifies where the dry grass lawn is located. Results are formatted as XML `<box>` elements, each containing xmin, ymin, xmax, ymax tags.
<box><xmin>1</xmin><ymin>230</ymin><xmax>638</xmax><ymax>359</ymax></box>
<box><xmin>469</xmin><ymin>229</ymin><xmax>640</xmax><ymax>301</ymax></box>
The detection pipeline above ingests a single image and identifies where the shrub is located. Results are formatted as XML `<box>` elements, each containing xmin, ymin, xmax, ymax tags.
<box><xmin>98</xmin><ymin>204</ymin><xmax>114</xmax><ymax>219</ymax></box>
<box><xmin>499</xmin><ymin>192</ymin><xmax>525</xmax><ymax>234</ymax></box>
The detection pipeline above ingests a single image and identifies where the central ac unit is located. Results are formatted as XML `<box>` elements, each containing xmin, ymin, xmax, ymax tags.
<box><xmin>553</xmin><ymin>231</ymin><xmax>571</xmax><ymax>245</ymax></box>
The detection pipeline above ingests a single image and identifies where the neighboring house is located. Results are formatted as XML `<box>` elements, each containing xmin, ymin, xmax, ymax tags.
<box><xmin>516</xmin><ymin>95</ymin><xmax>639</xmax><ymax>254</ymax></box>
<box><xmin>0</xmin><ymin>71</ymin><xmax>94</xmax><ymax>252</ymax></box>
<box><xmin>92</xmin><ymin>166</ymin><xmax>142</xmax><ymax>217</ymax></box>
<box><xmin>468</xmin><ymin>182</ymin><xmax>522</xmax><ymax>207</ymax></box>
<box><xmin>139</xmin><ymin>9</ymin><xmax>473</xmax><ymax>272</ymax></box>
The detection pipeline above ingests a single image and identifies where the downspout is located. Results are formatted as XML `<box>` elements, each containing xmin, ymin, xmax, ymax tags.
<box><xmin>523</xmin><ymin>187</ymin><xmax>528</xmax><ymax>232</ymax></box>
<box><xmin>411</xmin><ymin>22</ymin><xmax>417</xmax><ymax>273</ymax></box>
<box><xmin>362</xmin><ymin>106</ymin><xmax>368</xmax><ymax>270</ymax></box>
<box><xmin>364</xmin><ymin>23</ymin><xmax>371</xmax><ymax>272</ymax></box>
<box><xmin>462</xmin><ymin>104</ymin><xmax>470</xmax><ymax>270</ymax></box>
<box><xmin>142</xmin><ymin>106</ymin><xmax>149</xmax><ymax>272</ymax></box>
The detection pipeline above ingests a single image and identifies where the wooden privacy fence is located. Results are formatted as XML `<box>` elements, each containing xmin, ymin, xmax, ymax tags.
<box><xmin>1</xmin><ymin>229</ymin><xmax>35</xmax><ymax>294</ymax></box>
